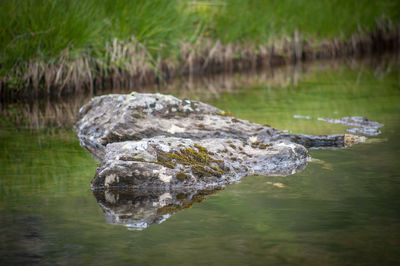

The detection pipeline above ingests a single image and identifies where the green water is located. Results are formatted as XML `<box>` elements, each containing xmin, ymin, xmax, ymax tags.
<box><xmin>1</xmin><ymin>58</ymin><xmax>400</xmax><ymax>265</ymax></box>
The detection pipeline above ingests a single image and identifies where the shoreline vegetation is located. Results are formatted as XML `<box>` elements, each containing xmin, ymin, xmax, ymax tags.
<box><xmin>2</xmin><ymin>55</ymin><xmax>398</xmax><ymax>129</ymax></box>
<box><xmin>1</xmin><ymin>0</ymin><xmax>399</xmax><ymax>100</ymax></box>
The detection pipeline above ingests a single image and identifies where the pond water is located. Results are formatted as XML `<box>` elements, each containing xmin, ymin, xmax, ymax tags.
<box><xmin>1</xmin><ymin>56</ymin><xmax>400</xmax><ymax>265</ymax></box>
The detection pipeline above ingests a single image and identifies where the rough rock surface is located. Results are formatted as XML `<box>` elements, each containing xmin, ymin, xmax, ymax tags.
<box><xmin>92</xmin><ymin>136</ymin><xmax>308</xmax><ymax>190</ymax></box>
<box><xmin>74</xmin><ymin>93</ymin><xmax>281</xmax><ymax>162</ymax></box>
<box><xmin>74</xmin><ymin>93</ymin><xmax>367</xmax><ymax>190</ymax></box>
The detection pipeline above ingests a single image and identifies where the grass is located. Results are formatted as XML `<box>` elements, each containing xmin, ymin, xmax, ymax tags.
<box><xmin>0</xmin><ymin>0</ymin><xmax>399</xmax><ymax>96</ymax></box>
<box><xmin>0</xmin><ymin>0</ymin><xmax>199</xmax><ymax>72</ymax></box>
<box><xmin>211</xmin><ymin>0</ymin><xmax>400</xmax><ymax>43</ymax></box>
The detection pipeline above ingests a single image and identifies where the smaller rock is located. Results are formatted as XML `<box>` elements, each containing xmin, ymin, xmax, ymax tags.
<box><xmin>346</xmin><ymin>127</ymin><xmax>381</xmax><ymax>136</ymax></box>
<box><xmin>317</xmin><ymin>116</ymin><xmax>383</xmax><ymax>128</ymax></box>
<box><xmin>271</xmin><ymin>133</ymin><xmax>366</xmax><ymax>148</ymax></box>
<box><xmin>318</xmin><ymin>116</ymin><xmax>383</xmax><ymax>136</ymax></box>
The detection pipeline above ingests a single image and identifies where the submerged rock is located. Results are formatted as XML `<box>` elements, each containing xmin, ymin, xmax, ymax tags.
<box><xmin>346</xmin><ymin>127</ymin><xmax>381</xmax><ymax>136</ymax></box>
<box><xmin>74</xmin><ymin>93</ymin><xmax>367</xmax><ymax>190</ymax></box>
<box><xmin>271</xmin><ymin>133</ymin><xmax>366</xmax><ymax>149</ymax></box>
<box><xmin>317</xmin><ymin>116</ymin><xmax>383</xmax><ymax>128</ymax></box>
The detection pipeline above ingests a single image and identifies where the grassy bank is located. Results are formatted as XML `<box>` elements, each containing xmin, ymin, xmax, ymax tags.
<box><xmin>1</xmin><ymin>0</ymin><xmax>399</xmax><ymax>99</ymax></box>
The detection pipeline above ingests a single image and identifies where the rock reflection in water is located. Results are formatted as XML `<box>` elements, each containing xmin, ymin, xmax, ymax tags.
<box><xmin>93</xmin><ymin>187</ymin><xmax>222</xmax><ymax>231</ymax></box>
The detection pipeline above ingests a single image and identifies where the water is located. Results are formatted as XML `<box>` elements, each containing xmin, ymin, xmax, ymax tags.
<box><xmin>1</xmin><ymin>57</ymin><xmax>400</xmax><ymax>265</ymax></box>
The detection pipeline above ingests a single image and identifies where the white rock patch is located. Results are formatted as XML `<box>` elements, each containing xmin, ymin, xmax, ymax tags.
<box><xmin>158</xmin><ymin>168</ymin><xmax>172</xmax><ymax>183</ymax></box>
<box><xmin>105</xmin><ymin>174</ymin><xmax>119</xmax><ymax>188</ymax></box>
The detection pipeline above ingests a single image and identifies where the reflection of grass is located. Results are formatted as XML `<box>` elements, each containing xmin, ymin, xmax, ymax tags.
<box><xmin>211</xmin><ymin>61</ymin><xmax>400</xmax><ymax>135</ymax></box>
<box><xmin>0</xmin><ymin>126</ymin><xmax>96</xmax><ymax>200</ymax></box>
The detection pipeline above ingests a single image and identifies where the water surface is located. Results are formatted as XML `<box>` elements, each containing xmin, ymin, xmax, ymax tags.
<box><xmin>1</xmin><ymin>57</ymin><xmax>399</xmax><ymax>265</ymax></box>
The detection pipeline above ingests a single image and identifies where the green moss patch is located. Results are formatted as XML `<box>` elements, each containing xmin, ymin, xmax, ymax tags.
<box><xmin>155</xmin><ymin>144</ymin><xmax>227</xmax><ymax>179</ymax></box>
<box><xmin>251</xmin><ymin>142</ymin><xmax>271</xmax><ymax>149</ymax></box>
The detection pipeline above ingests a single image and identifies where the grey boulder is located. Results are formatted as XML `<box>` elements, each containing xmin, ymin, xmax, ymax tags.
<box><xmin>74</xmin><ymin>93</ymin><xmax>367</xmax><ymax>190</ymax></box>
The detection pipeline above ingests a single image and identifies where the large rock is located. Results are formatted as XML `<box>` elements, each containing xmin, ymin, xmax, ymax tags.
<box><xmin>74</xmin><ymin>93</ymin><xmax>366</xmax><ymax>190</ymax></box>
